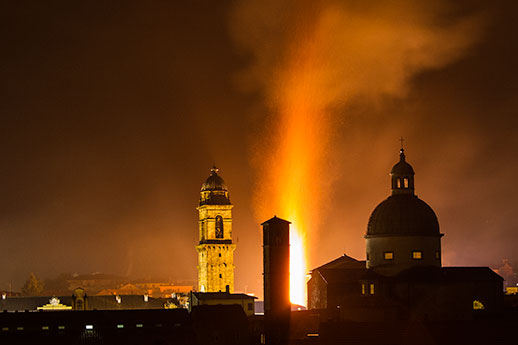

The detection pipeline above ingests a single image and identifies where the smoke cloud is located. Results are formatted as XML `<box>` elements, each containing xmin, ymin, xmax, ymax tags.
<box><xmin>230</xmin><ymin>0</ymin><xmax>487</xmax><ymax>279</ymax></box>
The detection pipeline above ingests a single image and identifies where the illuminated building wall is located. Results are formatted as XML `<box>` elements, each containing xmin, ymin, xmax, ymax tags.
<box><xmin>196</xmin><ymin>168</ymin><xmax>236</xmax><ymax>293</ymax></box>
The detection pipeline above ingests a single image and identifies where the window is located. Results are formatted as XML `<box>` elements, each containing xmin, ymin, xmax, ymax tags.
<box><xmin>361</xmin><ymin>283</ymin><xmax>366</xmax><ymax>295</ymax></box>
<box><xmin>215</xmin><ymin>215</ymin><xmax>224</xmax><ymax>238</ymax></box>
<box><xmin>369</xmin><ymin>283</ymin><xmax>375</xmax><ymax>295</ymax></box>
<box><xmin>366</xmin><ymin>253</ymin><xmax>370</xmax><ymax>261</ymax></box>
<box><xmin>248</xmin><ymin>303</ymin><xmax>253</xmax><ymax>311</ymax></box>
<box><xmin>219</xmin><ymin>253</ymin><xmax>221</xmax><ymax>257</ymax></box>
<box><xmin>473</xmin><ymin>300</ymin><xmax>485</xmax><ymax>310</ymax></box>
<box><xmin>435</xmin><ymin>251</ymin><xmax>441</xmax><ymax>260</ymax></box>
<box><xmin>412</xmin><ymin>251</ymin><xmax>422</xmax><ymax>259</ymax></box>
<box><xmin>397</xmin><ymin>179</ymin><xmax>401</xmax><ymax>188</ymax></box>
<box><xmin>76</xmin><ymin>299</ymin><xmax>83</xmax><ymax>310</ymax></box>
<box><xmin>219</xmin><ymin>274</ymin><xmax>222</xmax><ymax>278</ymax></box>
<box><xmin>384</xmin><ymin>252</ymin><xmax>394</xmax><ymax>260</ymax></box>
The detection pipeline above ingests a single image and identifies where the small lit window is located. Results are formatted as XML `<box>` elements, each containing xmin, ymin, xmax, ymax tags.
<box><xmin>85</xmin><ymin>325</ymin><xmax>93</xmax><ymax>330</ymax></box>
<box><xmin>404</xmin><ymin>178</ymin><xmax>409</xmax><ymax>188</ymax></box>
<box><xmin>58</xmin><ymin>326</ymin><xmax>65</xmax><ymax>330</ymax></box>
<box><xmin>136</xmin><ymin>324</ymin><xmax>143</xmax><ymax>328</ymax></box>
<box><xmin>435</xmin><ymin>251</ymin><xmax>440</xmax><ymax>260</ymax></box>
<box><xmin>412</xmin><ymin>251</ymin><xmax>422</xmax><ymax>259</ymax></box>
<box><xmin>369</xmin><ymin>283</ymin><xmax>375</xmax><ymax>295</ymax></box>
<box><xmin>1</xmin><ymin>327</ymin><xmax>8</xmax><ymax>331</ymax></box>
<box><xmin>117</xmin><ymin>324</ymin><xmax>124</xmax><ymax>329</ymax></box>
<box><xmin>397</xmin><ymin>179</ymin><xmax>401</xmax><ymax>188</ymax></box>
<box><xmin>42</xmin><ymin>326</ymin><xmax>49</xmax><ymax>330</ymax></box>
<box><xmin>473</xmin><ymin>300</ymin><xmax>485</xmax><ymax>310</ymax></box>
<box><xmin>384</xmin><ymin>252</ymin><xmax>394</xmax><ymax>260</ymax></box>
<box><xmin>361</xmin><ymin>284</ymin><xmax>366</xmax><ymax>295</ymax></box>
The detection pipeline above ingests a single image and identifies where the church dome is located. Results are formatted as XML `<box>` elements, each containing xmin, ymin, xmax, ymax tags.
<box><xmin>201</xmin><ymin>167</ymin><xmax>228</xmax><ymax>192</ymax></box>
<box><xmin>365</xmin><ymin>146</ymin><xmax>442</xmax><ymax>275</ymax></box>
<box><xmin>367</xmin><ymin>194</ymin><xmax>439</xmax><ymax>236</ymax></box>
<box><xmin>366</xmin><ymin>148</ymin><xmax>440</xmax><ymax>237</ymax></box>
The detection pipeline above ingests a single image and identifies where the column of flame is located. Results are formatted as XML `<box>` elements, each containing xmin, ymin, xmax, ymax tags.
<box><xmin>269</xmin><ymin>41</ymin><xmax>330</xmax><ymax>306</ymax></box>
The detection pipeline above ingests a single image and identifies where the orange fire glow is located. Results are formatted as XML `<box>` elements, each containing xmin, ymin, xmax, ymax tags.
<box><xmin>252</xmin><ymin>11</ymin><xmax>334</xmax><ymax>306</ymax></box>
<box><xmin>239</xmin><ymin>0</ymin><xmax>485</xmax><ymax>307</ymax></box>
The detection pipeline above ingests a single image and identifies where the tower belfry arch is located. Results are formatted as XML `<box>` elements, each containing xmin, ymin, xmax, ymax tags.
<box><xmin>196</xmin><ymin>167</ymin><xmax>236</xmax><ymax>292</ymax></box>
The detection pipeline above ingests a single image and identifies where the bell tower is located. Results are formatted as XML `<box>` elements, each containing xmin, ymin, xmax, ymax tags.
<box><xmin>196</xmin><ymin>167</ymin><xmax>236</xmax><ymax>292</ymax></box>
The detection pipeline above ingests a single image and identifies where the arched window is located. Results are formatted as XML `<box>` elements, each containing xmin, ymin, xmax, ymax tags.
<box><xmin>215</xmin><ymin>215</ymin><xmax>224</xmax><ymax>238</ymax></box>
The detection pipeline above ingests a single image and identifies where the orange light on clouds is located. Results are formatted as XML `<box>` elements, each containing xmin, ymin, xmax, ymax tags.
<box><xmin>238</xmin><ymin>0</ymin><xmax>485</xmax><ymax>307</ymax></box>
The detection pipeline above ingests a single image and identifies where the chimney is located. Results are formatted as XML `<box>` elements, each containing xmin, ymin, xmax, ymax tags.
<box><xmin>262</xmin><ymin>216</ymin><xmax>291</xmax><ymax>345</ymax></box>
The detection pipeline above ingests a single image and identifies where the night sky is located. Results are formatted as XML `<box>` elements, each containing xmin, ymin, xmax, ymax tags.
<box><xmin>1</xmin><ymin>1</ymin><xmax>518</xmax><ymax>297</ymax></box>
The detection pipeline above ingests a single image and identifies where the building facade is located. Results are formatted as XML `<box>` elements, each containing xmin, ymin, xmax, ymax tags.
<box><xmin>196</xmin><ymin>167</ymin><xmax>236</xmax><ymax>293</ymax></box>
<box><xmin>308</xmin><ymin>148</ymin><xmax>503</xmax><ymax>321</ymax></box>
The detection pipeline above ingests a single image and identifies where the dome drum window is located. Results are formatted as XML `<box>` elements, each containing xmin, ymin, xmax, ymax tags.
<box><xmin>412</xmin><ymin>251</ymin><xmax>423</xmax><ymax>260</ymax></box>
<box><xmin>384</xmin><ymin>252</ymin><xmax>394</xmax><ymax>260</ymax></box>
<box><xmin>360</xmin><ymin>282</ymin><xmax>376</xmax><ymax>295</ymax></box>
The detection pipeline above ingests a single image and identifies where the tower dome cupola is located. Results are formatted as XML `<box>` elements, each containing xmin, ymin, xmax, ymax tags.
<box><xmin>199</xmin><ymin>166</ymin><xmax>231</xmax><ymax>206</ymax></box>
<box><xmin>201</xmin><ymin>166</ymin><xmax>228</xmax><ymax>192</ymax></box>
<box><xmin>391</xmin><ymin>149</ymin><xmax>415</xmax><ymax>195</ymax></box>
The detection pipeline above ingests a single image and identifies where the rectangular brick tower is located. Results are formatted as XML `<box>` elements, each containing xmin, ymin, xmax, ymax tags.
<box><xmin>262</xmin><ymin>216</ymin><xmax>290</xmax><ymax>345</ymax></box>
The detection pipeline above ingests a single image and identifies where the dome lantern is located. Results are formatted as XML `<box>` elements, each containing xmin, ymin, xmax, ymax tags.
<box><xmin>390</xmin><ymin>148</ymin><xmax>415</xmax><ymax>195</ymax></box>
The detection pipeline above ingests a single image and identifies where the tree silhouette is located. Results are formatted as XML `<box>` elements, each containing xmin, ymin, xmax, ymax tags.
<box><xmin>21</xmin><ymin>272</ymin><xmax>44</xmax><ymax>296</ymax></box>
